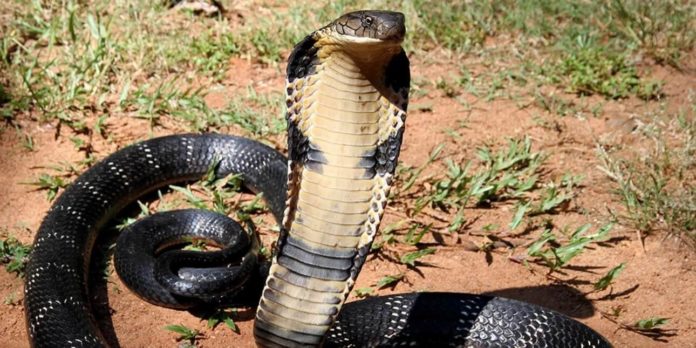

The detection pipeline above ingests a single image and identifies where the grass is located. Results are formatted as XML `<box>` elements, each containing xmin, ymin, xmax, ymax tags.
<box><xmin>394</xmin><ymin>136</ymin><xmax>556</xmax><ymax>233</ymax></box>
<box><xmin>598</xmin><ymin>104</ymin><xmax>696</xmax><ymax>243</ymax></box>
<box><xmin>421</xmin><ymin>0</ymin><xmax>694</xmax><ymax>114</ymax></box>
<box><xmin>3</xmin><ymin>0</ymin><xmax>692</xmax><ymax>134</ymax></box>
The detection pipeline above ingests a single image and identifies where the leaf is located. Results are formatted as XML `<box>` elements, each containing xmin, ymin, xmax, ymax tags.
<box><xmin>207</xmin><ymin>316</ymin><xmax>219</xmax><ymax>329</ymax></box>
<box><xmin>552</xmin><ymin>237</ymin><xmax>592</xmax><ymax>266</ymax></box>
<box><xmin>164</xmin><ymin>324</ymin><xmax>198</xmax><ymax>340</ymax></box>
<box><xmin>400</xmin><ymin>247</ymin><xmax>436</xmax><ymax>266</ymax></box>
<box><xmin>538</xmin><ymin>186</ymin><xmax>570</xmax><ymax>213</ymax></box>
<box><xmin>594</xmin><ymin>263</ymin><xmax>626</xmax><ymax>291</ymax></box>
<box><xmin>570</xmin><ymin>223</ymin><xmax>593</xmax><ymax>240</ymax></box>
<box><xmin>93</xmin><ymin>114</ymin><xmax>108</xmax><ymax>137</ymax></box>
<box><xmin>404</xmin><ymin>223</ymin><xmax>432</xmax><ymax>245</ymax></box>
<box><xmin>203</xmin><ymin>157</ymin><xmax>222</xmax><ymax>186</ymax></box>
<box><xmin>448</xmin><ymin>208</ymin><xmax>466</xmax><ymax>232</ymax></box>
<box><xmin>586</xmin><ymin>223</ymin><xmax>613</xmax><ymax>241</ymax></box>
<box><xmin>169</xmin><ymin>185</ymin><xmax>207</xmax><ymax>210</ymax></box>
<box><xmin>223</xmin><ymin>316</ymin><xmax>237</xmax><ymax>331</ymax></box>
<box><xmin>635</xmin><ymin>317</ymin><xmax>668</xmax><ymax>330</ymax></box>
<box><xmin>526</xmin><ymin>230</ymin><xmax>555</xmax><ymax>257</ymax></box>
<box><xmin>401</xmin><ymin>144</ymin><xmax>444</xmax><ymax>192</ymax></box>
<box><xmin>354</xmin><ymin>287</ymin><xmax>374</xmax><ymax>298</ymax></box>
<box><xmin>376</xmin><ymin>274</ymin><xmax>404</xmax><ymax>289</ymax></box>
<box><xmin>509</xmin><ymin>201</ymin><xmax>530</xmax><ymax>230</ymax></box>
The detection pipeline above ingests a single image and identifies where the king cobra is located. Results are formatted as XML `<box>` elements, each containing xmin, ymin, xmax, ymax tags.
<box><xmin>24</xmin><ymin>10</ymin><xmax>611</xmax><ymax>348</ymax></box>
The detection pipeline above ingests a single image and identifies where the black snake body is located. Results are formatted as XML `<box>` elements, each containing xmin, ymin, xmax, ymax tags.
<box><xmin>24</xmin><ymin>10</ymin><xmax>611</xmax><ymax>348</ymax></box>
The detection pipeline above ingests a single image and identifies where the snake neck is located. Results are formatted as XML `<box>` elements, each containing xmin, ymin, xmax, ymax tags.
<box><xmin>254</xmin><ymin>33</ymin><xmax>409</xmax><ymax>347</ymax></box>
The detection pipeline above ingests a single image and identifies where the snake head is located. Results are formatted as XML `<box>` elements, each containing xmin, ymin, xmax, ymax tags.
<box><xmin>331</xmin><ymin>10</ymin><xmax>406</xmax><ymax>44</ymax></box>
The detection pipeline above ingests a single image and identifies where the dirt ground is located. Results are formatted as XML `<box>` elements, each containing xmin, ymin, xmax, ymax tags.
<box><xmin>2</xmin><ymin>24</ymin><xmax>696</xmax><ymax>348</ymax></box>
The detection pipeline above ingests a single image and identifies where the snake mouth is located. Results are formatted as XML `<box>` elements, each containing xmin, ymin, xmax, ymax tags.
<box><xmin>331</xmin><ymin>10</ymin><xmax>406</xmax><ymax>45</ymax></box>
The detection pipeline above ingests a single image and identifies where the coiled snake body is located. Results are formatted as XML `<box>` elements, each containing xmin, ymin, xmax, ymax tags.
<box><xmin>24</xmin><ymin>10</ymin><xmax>611</xmax><ymax>348</ymax></box>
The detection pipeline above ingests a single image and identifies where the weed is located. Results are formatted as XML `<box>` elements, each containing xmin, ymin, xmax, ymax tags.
<box><xmin>170</xmin><ymin>185</ymin><xmax>208</xmax><ymax>211</ymax></box>
<box><xmin>207</xmin><ymin>308</ymin><xmax>238</xmax><ymax>333</ymax></box>
<box><xmin>0</xmin><ymin>236</ymin><xmax>32</xmax><ymax>276</ymax></box>
<box><xmin>164</xmin><ymin>324</ymin><xmax>200</xmax><ymax>344</ymax></box>
<box><xmin>403</xmin><ymin>223</ymin><xmax>432</xmax><ymax>246</ymax></box>
<box><xmin>509</xmin><ymin>201</ymin><xmax>531</xmax><ymax>230</ymax></box>
<box><xmin>527</xmin><ymin>223</ymin><xmax>613</xmax><ymax>272</ymax></box>
<box><xmin>421</xmin><ymin>136</ymin><xmax>543</xmax><ymax>212</ymax></box>
<box><xmin>354</xmin><ymin>287</ymin><xmax>374</xmax><ymax>298</ymax></box>
<box><xmin>353</xmin><ymin>273</ymin><xmax>405</xmax><ymax>298</ymax></box>
<box><xmin>25</xmin><ymin>173</ymin><xmax>69</xmax><ymax>202</ymax></box>
<box><xmin>4</xmin><ymin>291</ymin><xmax>21</xmax><ymax>306</ymax></box>
<box><xmin>376</xmin><ymin>273</ymin><xmax>405</xmax><ymax>289</ymax></box>
<box><xmin>116</xmin><ymin>201</ymin><xmax>151</xmax><ymax>231</ymax></box>
<box><xmin>532</xmin><ymin>175</ymin><xmax>579</xmax><ymax>215</ymax></box>
<box><xmin>15</xmin><ymin>127</ymin><xmax>35</xmax><ymax>151</ymax></box>
<box><xmin>400</xmin><ymin>247</ymin><xmax>436</xmax><ymax>267</ymax></box>
<box><xmin>635</xmin><ymin>317</ymin><xmax>669</xmax><ymax>331</ymax></box>
<box><xmin>594</xmin><ymin>263</ymin><xmax>626</xmax><ymax>291</ymax></box>
<box><xmin>126</xmin><ymin>80</ymin><xmax>207</xmax><ymax>127</ymax></box>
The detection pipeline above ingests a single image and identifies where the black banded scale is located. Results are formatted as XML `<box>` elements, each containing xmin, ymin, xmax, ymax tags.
<box><xmin>23</xmin><ymin>10</ymin><xmax>611</xmax><ymax>348</ymax></box>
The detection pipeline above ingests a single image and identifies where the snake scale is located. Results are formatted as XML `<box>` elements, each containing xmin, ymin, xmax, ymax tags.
<box><xmin>24</xmin><ymin>10</ymin><xmax>611</xmax><ymax>348</ymax></box>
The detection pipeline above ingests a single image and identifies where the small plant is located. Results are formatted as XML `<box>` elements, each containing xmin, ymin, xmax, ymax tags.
<box><xmin>24</xmin><ymin>173</ymin><xmax>69</xmax><ymax>202</ymax></box>
<box><xmin>190</xmin><ymin>31</ymin><xmax>240</xmax><ymax>80</ymax></box>
<box><xmin>594</xmin><ymin>263</ymin><xmax>626</xmax><ymax>291</ymax></box>
<box><xmin>376</xmin><ymin>274</ymin><xmax>405</xmax><ymax>289</ymax></box>
<box><xmin>169</xmin><ymin>185</ymin><xmax>208</xmax><ymax>211</ymax></box>
<box><xmin>164</xmin><ymin>324</ymin><xmax>200</xmax><ymax>345</ymax></box>
<box><xmin>3</xmin><ymin>291</ymin><xmax>21</xmax><ymax>306</ymax></box>
<box><xmin>15</xmin><ymin>127</ymin><xmax>35</xmax><ymax>151</ymax></box>
<box><xmin>207</xmin><ymin>309</ymin><xmax>238</xmax><ymax>333</ymax></box>
<box><xmin>527</xmin><ymin>224</ymin><xmax>613</xmax><ymax>272</ymax></box>
<box><xmin>353</xmin><ymin>273</ymin><xmax>405</xmax><ymax>298</ymax></box>
<box><xmin>634</xmin><ymin>317</ymin><xmax>669</xmax><ymax>331</ymax></box>
<box><xmin>400</xmin><ymin>247</ymin><xmax>436</xmax><ymax>267</ymax></box>
<box><xmin>116</xmin><ymin>201</ymin><xmax>150</xmax><ymax>231</ymax></box>
<box><xmin>509</xmin><ymin>201</ymin><xmax>531</xmax><ymax>230</ymax></box>
<box><xmin>354</xmin><ymin>287</ymin><xmax>374</xmax><ymax>298</ymax></box>
<box><xmin>0</xmin><ymin>236</ymin><xmax>32</xmax><ymax>276</ymax></box>
<box><xmin>532</xmin><ymin>174</ymin><xmax>580</xmax><ymax>215</ymax></box>
<box><xmin>403</xmin><ymin>223</ymin><xmax>432</xmax><ymax>246</ymax></box>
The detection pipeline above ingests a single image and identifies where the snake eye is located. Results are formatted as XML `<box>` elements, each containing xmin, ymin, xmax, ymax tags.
<box><xmin>362</xmin><ymin>16</ymin><xmax>373</xmax><ymax>27</ymax></box>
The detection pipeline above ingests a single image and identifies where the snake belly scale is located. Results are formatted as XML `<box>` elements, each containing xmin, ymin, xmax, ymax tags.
<box><xmin>254</xmin><ymin>11</ymin><xmax>409</xmax><ymax>346</ymax></box>
<box><xmin>23</xmin><ymin>10</ymin><xmax>611</xmax><ymax>348</ymax></box>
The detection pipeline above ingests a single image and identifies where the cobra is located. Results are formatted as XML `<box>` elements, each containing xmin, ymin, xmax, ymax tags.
<box><xmin>24</xmin><ymin>10</ymin><xmax>611</xmax><ymax>348</ymax></box>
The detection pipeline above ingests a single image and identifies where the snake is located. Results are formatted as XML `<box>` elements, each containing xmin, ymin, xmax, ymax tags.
<box><xmin>23</xmin><ymin>10</ymin><xmax>612</xmax><ymax>348</ymax></box>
